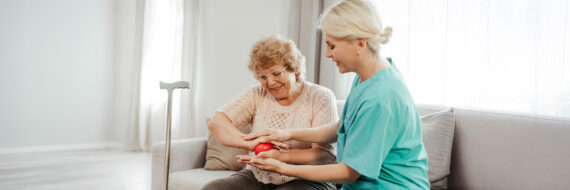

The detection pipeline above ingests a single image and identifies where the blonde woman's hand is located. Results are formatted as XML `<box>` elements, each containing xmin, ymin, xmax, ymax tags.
<box><xmin>241</xmin><ymin>128</ymin><xmax>292</xmax><ymax>143</ymax></box>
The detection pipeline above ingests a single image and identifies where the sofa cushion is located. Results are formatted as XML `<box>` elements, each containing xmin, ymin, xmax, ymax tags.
<box><xmin>169</xmin><ymin>168</ymin><xmax>236</xmax><ymax>190</ymax></box>
<box><xmin>204</xmin><ymin>121</ymin><xmax>251</xmax><ymax>171</ymax></box>
<box><xmin>420</xmin><ymin>108</ymin><xmax>455</xmax><ymax>189</ymax></box>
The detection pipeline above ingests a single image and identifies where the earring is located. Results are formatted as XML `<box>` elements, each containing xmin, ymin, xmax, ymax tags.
<box><xmin>357</xmin><ymin>51</ymin><xmax>361</xmax><ymax>55</ymax></box>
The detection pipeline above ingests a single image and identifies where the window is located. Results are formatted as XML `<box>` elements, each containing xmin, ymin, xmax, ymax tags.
<box><xmin>335</xmin><ymin>0</ymin><xmax>570</xmax><ymax>118</ymax></box>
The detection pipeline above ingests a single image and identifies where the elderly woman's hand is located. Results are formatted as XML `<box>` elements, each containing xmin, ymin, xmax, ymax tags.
<box><xmin>241</xmin><ymin>128</ymin><xmax>292</xmax><ymax>143</ymax></box>
<box><xmin>236</xmin><ymin>151</ymin><xmax>287</xmax><ymax>173</ymax></box>
<box><xmin>244</xmin><ymin>138</ymin><xmax>290</xmax><ymax>151</ymax></box>
<box><xmin>237</xmin><ymin>149</ymin><xmax>282</xmax><ymax>161</ymax></box>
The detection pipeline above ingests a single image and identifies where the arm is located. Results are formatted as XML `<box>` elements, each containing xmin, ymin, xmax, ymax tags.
<box><xmin>208</xmin><ymin>111</ymin><xmax>257</xmax><ymax>150</ymax></box>
<box><xmin>258</xmin><ymin>147</ymin><xmax>335</xmax><ymax>165</ymax></box>
<box><xmin>242</xmin><ymin>120</ymin><xmax>340</xmax><ymax>144</ymax></box>
<box><xmin>281</xmin><ymin>147</ymin><xmax>335</xmax><ymax>165</ymax></box>
<box><xmin>288</xmin><ymin>120</ymin><xmax>340</xmax><ymax>143</ymax></box>
<box><xmin>282</xmin><ymin>162</ymin><xmax>361</xmax><ymax>184</ymax></box>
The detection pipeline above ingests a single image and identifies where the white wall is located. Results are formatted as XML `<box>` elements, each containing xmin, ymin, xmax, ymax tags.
<box><xmin>195</xmin><ymin>0</ymin><xmax>297</xmax><ymax>133</ymax></box>
<box><xmin>0</xmin><ymin>0</ymin><xmax>115</xmax><ymax>148</ymax></box>
<box><xmin>0</xmin><ymin>0</ymin><xmax>299</xmax><ymax>149</ymax></box>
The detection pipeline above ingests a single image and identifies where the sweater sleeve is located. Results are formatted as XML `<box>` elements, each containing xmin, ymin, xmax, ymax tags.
<box><xmin>310</xmin><ymin>87</ymin><xmax>339</xmax><ymax>156</ymax></box>
<box><xmin>217</xmin><ymin>85</ymin><xmax>259</xmax><ymax>129</ymax></box>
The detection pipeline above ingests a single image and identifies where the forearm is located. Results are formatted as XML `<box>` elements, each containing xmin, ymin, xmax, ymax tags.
<box><xmin>279</xmin><ymin>162</ymin><xmax>360</xmax><ymax>184</ymax></box>
<box><xmin>280</xmin><ymin>147</ymin><xmax>335</xmax><ymax>165</ymax></box>
<box><xmin>289</xmin><ymin>120</ymin><xmax>340</xmax><ymax>144</ymax></box>
<box><xmin>208</xmin><ymin>112</ymin><xmax>252</xmax><ymax>150</ymax></box>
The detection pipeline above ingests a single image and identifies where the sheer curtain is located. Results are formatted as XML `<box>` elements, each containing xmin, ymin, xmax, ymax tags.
<box><xmin>318</xmin><ymin>0</ymin><xmax>356</xmax><ymax>100</ymax></box>
<box><xmin>126</xmin><ymin>0</ymin><xmax>201</xmax><ymax>151</ymax></box>
<box><xmin>327</xmin><ymin>0</ymin><xmax>570</xmax><ymax>119</ymax></box>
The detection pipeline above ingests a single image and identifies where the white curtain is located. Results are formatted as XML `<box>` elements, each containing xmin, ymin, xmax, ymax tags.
<box><xmin>289</xmin><ymin>0</ymin><xmax>324</xmax><ymax>83</ymax></box>
<box><xmin>289</xmin><ymin>0</ymin><xmax>356</xmax><ymax>98</ymax></box>
<box><xmin>126</xmin><ymin>0</ymin><xmax>201</xmax><ymax>151</ymax></box>
<box><xmin>325</xmin><ymin>0</ymin><xmax>570</xmax><ymax>119</ymax></box>
<box><xmin>318</xmin><ymin>0</ymin><xmax>356</xmax><ymax>99</ymax></box>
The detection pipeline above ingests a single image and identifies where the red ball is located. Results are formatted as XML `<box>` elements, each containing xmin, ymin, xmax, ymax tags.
<box><xmin>254</xmin><ymin>143</ymin><xmax>274</xmax><ymax>155</ymax></box>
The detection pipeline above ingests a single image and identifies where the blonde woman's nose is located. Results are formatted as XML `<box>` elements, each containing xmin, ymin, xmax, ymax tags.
<box><xmin>325</xmin><ymin>49</ymin><xmax>333</xmax><ymax>58</ymax></box>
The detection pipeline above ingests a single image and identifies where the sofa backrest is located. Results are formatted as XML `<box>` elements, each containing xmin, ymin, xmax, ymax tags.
<box><xmin>447</xmin><ymin>108</ymin><xmax>570</xmax><ymax>189</ymax></box>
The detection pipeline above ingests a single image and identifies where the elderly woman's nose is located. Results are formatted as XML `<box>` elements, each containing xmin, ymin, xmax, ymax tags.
<box><xmin>267</xmin><ymin>77</ymin><xmax>277</xmax><ymax>84</ymax></box>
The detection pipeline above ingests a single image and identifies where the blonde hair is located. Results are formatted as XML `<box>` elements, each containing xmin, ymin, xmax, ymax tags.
<box><xmin>320</xmin><ymin>0</ymin><xmax>392</xmax><ymax>55</ymax></box>
<box><xmin>248</xmin><ymin>35</ymin><xmax>306</xmax><ymax>82</ymax></box>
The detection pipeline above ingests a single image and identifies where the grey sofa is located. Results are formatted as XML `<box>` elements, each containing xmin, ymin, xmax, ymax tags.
<box><xmin>151</xmin><ymin>101</ymin><xmax>570</xmax><ymax>190</ymax></box>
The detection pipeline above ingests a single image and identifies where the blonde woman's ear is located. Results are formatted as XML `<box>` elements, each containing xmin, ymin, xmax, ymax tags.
<box><xmin>355</xmin><ymin>38</ymin><xmax>367</xmax><ymax>55</ymax></box>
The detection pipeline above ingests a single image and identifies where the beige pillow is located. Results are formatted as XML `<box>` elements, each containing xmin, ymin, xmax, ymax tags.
<box><xmin>421</xmin><ymin>108</ymin><xmax>455</xmax><ymax>189</ymax></box>
<box><xmin>204</xmin><ymin>120</ymin><xmax>251</xmax><ymax>171</ymax></box>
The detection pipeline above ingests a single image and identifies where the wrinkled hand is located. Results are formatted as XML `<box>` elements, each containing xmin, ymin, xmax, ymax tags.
<box><xmin>236</xmin><ymin>152</ymin><xmax>286</xmax><ymax>172</ymax></box>
<box><xmin>257</xmin><ymin>149</ymin><xmax>282</xmax><ymax>160</ymax></box>
<box><xmin>237</xmin><ymin>149</ymin><xmax>282</xmax><ymax>161</ymax></box>
<box><xmin>245</xmin><ymin>138</ymin><xmax>289</xmax><ymax>151</ymax></box>
<box><xmin>241</xmin><ymin>128</ymin><xmax>292</xmax><ymax>144</ymax></box>
<box><xmin>246</xmin><ymin>139</ymin><xmax>289</xmax><ymax>151</ymax></box>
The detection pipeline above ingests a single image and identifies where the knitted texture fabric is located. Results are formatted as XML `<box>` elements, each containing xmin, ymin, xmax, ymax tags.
<box><xmin>218</xmin><ymin>81</ymin><xmax>338</xmax><ymax>184</ymax></box>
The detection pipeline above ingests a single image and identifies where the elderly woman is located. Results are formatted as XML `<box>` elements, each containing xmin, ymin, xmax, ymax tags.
<box><xmin>202</xmin><ymin>35</ymin><xmax>338</xmax><ymax>190</ymax></box>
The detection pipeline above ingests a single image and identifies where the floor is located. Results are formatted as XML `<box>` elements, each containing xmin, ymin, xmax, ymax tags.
<box><xmin>0</xmin><ymin>148</ymin><xmax>151</xmax><ymax>190</ymax></box>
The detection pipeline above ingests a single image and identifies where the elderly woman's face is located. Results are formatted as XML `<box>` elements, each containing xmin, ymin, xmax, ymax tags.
<box><xmin>256</xmin><ymin>63</ymin><xmax>295</xmax><ymax>100</ymax></box>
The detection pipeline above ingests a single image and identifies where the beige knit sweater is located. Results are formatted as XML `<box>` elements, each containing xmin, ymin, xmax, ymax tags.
<box><xmin>218</xmin><ymin>81</ymin><xmax>338</xmax><ymax>184</ymax></box>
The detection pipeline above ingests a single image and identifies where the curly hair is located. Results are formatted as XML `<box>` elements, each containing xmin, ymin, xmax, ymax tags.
<box><xmin>248</xmin><ymin>35</ymin><xmax>306</xmax><ymax>82</ymax></box>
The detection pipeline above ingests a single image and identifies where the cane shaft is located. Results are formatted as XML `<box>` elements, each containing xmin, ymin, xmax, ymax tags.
<box><xmin>163</xmin><ymin>90</ymin><xmax>173</xmax><ymax>190</ymax></box>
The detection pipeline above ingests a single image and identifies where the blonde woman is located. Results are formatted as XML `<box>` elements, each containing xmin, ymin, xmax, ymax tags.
<box><xmin>202</xmin><ymin>35</ymin><xmax>337</xmax><ymax>190</ymax></box>
<box><xmin>239</xmin><ymin>0</ymin><xmax>430</xmax><ymax>189</ymax></box>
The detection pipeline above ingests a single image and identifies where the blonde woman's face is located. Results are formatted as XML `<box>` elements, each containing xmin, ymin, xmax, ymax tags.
<box><xmin>324</xmin><ymin>34</ymin><xmax>359</xmax><ymax>73</ymax></box>
<box><xmin>256</xmin><ymin>64</ymin><xmax>295</xmax><ymax>100</ymax></box>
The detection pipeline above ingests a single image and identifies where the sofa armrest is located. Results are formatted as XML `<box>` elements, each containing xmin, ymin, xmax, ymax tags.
<box><xmin>151</xmin><ymin>137</ymin><xmax>207</xmax><ymax>190</ymax></box>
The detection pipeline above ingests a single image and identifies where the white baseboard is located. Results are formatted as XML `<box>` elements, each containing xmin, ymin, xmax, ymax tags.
<box><xmin>0</xmin><ymin>142</ymin><xmax>124</xmax><ymax>154</ymax></box>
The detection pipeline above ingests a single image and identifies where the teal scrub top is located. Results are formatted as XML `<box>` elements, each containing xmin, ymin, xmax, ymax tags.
<box><xmin>337</xmin><ymin>63</ymin><xmax>430</xmax><ymax>190</ymax></box>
